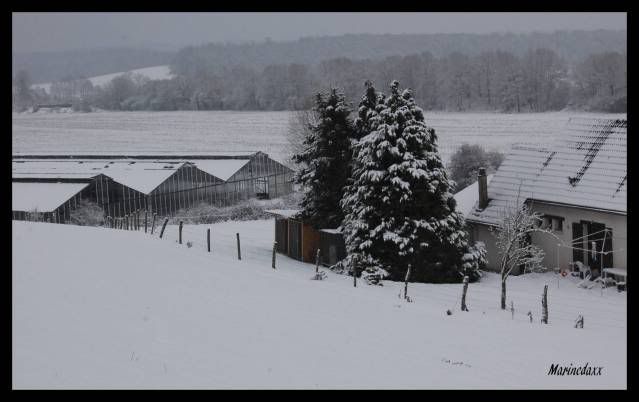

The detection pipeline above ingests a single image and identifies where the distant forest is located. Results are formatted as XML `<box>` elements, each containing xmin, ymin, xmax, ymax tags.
<box><xmin>13</xmin><ymin>30</ymin><xmax>627</xmax><ymax>113</ymax></box>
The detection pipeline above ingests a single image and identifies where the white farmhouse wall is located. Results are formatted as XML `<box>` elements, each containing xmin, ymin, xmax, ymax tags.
<box><xmin>529</xmin><ymin>202</ymin><xmax>626</xmax><ymax>272</ymax></box>
<box><xmin>469</xmin><ymin>203</ymin><xmax>626</xmax><ymax>274</ymax></box>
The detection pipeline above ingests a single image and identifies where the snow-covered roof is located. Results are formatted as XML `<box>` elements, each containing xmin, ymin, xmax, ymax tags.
<box><xmin>264</xmin><ymin>209</ymin><xmax>301</xmax><ymax>219</ymax></box>
<box><xmin>12</xmin><ymin>151</ymin><xmax>260</xmax><ymax>159</ymax></box>
<box><xmin>194</xmin><ymin>159</ymin><xmax>251</xmax><ymax>181</ymax></box>
<box><xmin>454</xmin><ymin>175</ymin><xmax>494</xmax><ymax>218</ymax></box>
<box><xmin>12</xmin><ymin>156</ymin><xmax>265</xmax><ymax>194</ymax></box>
<box><xmin>12</xmin><ymin>182</ymin><xmax>89</xmax><ymax>212</ymax></box>
<box><xmin>12</xmin><ymin>159</ymin><xmax>186</xmax><ymax>194</ymax></box>
<box><xmin>467</xmin><ymin>118</ymin><xmax>627</xmax><ymax>226</ymax></box>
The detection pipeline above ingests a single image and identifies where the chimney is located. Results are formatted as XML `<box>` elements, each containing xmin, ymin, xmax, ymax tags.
<box><xmin>478</xmin><ymin>167</ymin><xmax>488</xmax><ymax>210</ymax></box>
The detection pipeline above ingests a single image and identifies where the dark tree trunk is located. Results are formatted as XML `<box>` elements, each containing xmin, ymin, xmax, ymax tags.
<box><xmin>501</xmin><ymin>279</ymin><xmax>507</xmax><ymax>310</ymax></box>
<box><xmin>541</xmin><ymin>285</ymin><xmax>549</xmax><ymax>324</ymax></box>
<box><xmin>461</xmin><ymin>275</ymin><xmax>469</xmax><ymax>311</ymax></box>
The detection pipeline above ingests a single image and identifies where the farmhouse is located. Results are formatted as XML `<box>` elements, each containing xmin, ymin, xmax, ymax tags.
<box><xmin>12</xmin><ymin>152</ymin><xmax>294</xmax><ymax>220</ymax></box>
<box><xmin>465</xmin><ymin>117</ymin><xmax>627</xmax><ymax>278</ymax></box>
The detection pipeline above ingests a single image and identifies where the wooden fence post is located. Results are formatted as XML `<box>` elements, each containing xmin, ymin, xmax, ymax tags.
<box><xmin>541</xmin><ymin>285</ymin><xmax>549</xmax><ymax>324</ymax></box>
<box><xmin>353</xmin><ymin>260</ymin><xmax>357</xmax><ymax>288</ymax></box>
<box><xmin>144</xmin><ymin>210</ymin><xmax>148</xmax><ymax>233</ymax></box>
<box><xmin>510</xmin><ymin>301</ymin><xmax>515</xmax><ymax>320</ymax></box>
<box><xmin>272</xmin><ymin>242</ymin><xmax>277</xmax><ymax>269</ymax></box>
<box><xmin>151</xmin><ymin>213</ymin><xmax>157</xmax><ymax>234</ymax></box>
<box><xmin>179</xmin><ymin>221</ymin><xmax>183</xmax><ymax>244</ymax></box>
<box><xmin>461</xmin><ymin>275</ymin><xmax>469</xmax><ymax>311</ymax></box>
<box><xmin>315</xmin><ymin>248</ymin><xmax>321</xmax><ymax>273</ymax></box>
<box><xmin>159</xmin><ymin>218</ymin><xmax>169</xmax><ymax>239</ymax></box>
<box><xmin>207</xmin><ymin>228</ymin><xmax>211</xmax><ymax>252</ymax></box>
<box><xmin>404</xmin><ymin>264</ymin><xmax>412</xmax><ymax>300</ymax></box>
<box><xmin>236</xmin><ymin>233</ymin><xmax>241</xmax><ymax>260</ymax></box>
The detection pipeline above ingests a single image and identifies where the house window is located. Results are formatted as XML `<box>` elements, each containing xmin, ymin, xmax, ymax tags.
<box><xmin>552</xmin><ymin>217</ymin><xmax>563</xmax><ymax>232</ymax></box>
<box><xmin>541</xmin><ymin>215</ymin><xmax>564</xmax><ymax>232</ymax></box>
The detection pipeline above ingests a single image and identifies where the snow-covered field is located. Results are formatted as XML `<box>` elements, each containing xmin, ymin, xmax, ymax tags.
<box><xmin>13</xmin><ymin>220</ymin><xmax>626</xmax><ymax>389</ymax></box>
<box><xmin>12</xmin><ymin>111</ymin><xmax>626</xmax><ymax>165</ymax></box>
<box><xmin>31</xmin><ymin>65</ymin><xmax>173</xmax><ymax>93</ymax></box>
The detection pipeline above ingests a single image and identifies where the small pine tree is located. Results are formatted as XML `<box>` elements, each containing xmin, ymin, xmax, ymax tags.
<box><xmin>341</xmin><ymin>80</ymin><xmax>470</xmax><ymax>283</ymax></box>
<box><xmin>292</xmin><ymin>88</ymin><xmax>355</xmax><ymax>229</ymax></box>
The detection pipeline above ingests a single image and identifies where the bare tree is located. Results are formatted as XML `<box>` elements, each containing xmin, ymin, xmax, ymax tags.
<box><xmin>493</xmin><ymin>191</ymin><xmax>558</xmax><ymax>310</ymax></box>
<box><xmin>13</xmin><ymin>69</ymin><xmax>33</xmax><ymax>110</ymax></box>
<box><xmin>286</xmin><ymin>109</ymin><xmax>319</xmax><ymax>164</ymax></box>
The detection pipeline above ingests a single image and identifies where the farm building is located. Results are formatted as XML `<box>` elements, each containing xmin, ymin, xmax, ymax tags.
<box><xmin>12</xmin><ymin>152</ymin><xmax>294</xmax><ymax>221</ymax></box>
<box><xmin>266</xmin><ymin>209</ymin><xmax>347</xmax><ymax>266</ymax></box>
<box><xmin>465</xmin><ymin>117</ymin><xmax>627</xmax><ymax>280</ymax></box>
<box><xmin>12</xmin><ymin>182</ymin><xmax>93</xmax><ymax>223</ymax></box>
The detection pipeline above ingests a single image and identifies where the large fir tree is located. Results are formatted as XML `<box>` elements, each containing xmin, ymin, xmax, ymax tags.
<box><xmin>292</xmin><ymin>88</ymin><xmax>355</xmax><ymax>229</ymax></box>
<box><xmin>341</xmin><ymin>80</ymin><xmax>470</xmax><ymax>283</ymax></box>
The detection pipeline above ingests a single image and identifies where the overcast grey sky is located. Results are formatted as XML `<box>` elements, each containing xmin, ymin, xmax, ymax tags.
<box><xmin>13</xmin><ymin>12</ymin><xmax>626</xmax><ymax>53</ymax></box>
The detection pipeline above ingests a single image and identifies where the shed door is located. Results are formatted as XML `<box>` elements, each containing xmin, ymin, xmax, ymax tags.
<box><xmin>329</xmin><ymin>245</ymin><xmax>338</xmax><ymax>265</ymax></box>
<box><xmin>289</xmin><ymin>220</ymin><xmax>302</xmax><ymax>261</ymax></box>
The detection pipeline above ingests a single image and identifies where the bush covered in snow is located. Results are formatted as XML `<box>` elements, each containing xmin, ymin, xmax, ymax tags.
<box><xmin>68</xmin><ymin>199</ymin><xmax>105</xmax><ymax>226</ymax></box>
<box><xmin>169</xmin><ymin>193</ymin><xmax>302</xmax><ymax>225</ymax></box>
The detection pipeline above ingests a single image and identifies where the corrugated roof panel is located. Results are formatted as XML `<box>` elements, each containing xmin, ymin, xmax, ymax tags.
<box><xmin>12</xmin><ymin>159</ymin><xmax>186</xmax><ymax>194</ymax></box>
<box><xmin>12</xmin><ymin>182</ymin><xmax>89</xmax><ymax>212</ymax></box>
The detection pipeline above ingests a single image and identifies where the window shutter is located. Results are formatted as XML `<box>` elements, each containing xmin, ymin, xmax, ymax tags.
<box><xmin>572</xmin><ymin>222</ymin><xmax>583</xmax><ymax>263</ymax></box>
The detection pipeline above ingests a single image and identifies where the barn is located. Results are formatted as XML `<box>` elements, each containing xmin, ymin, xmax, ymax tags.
<box><xmin>12</xmin><ymin>152</ymin><xmax>294</xmax><ymax>221</ymax></box>
<box><xmin>266</xmin><ymin>209</ymin><xmax>346</xmax><ymax>266</ymax></box>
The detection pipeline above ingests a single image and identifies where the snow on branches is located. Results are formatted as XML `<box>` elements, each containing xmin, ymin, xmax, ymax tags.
<box><xmin>493</xmin><ymin>191</ymin><xmax>559</xmax><ymax>309</ymax></box>
<box><xmin>340</xmin><ymin>80</ymin><xmax>471</xmax><ymax>283</ymax></box>
<box><xmin>292</xmin><ymin>89</ymin><xmax>356</xmax><ymax>229</ymax></box>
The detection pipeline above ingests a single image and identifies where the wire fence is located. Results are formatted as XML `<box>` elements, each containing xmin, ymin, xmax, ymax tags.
<box><xmin>105</xmin><ymin>214</ymin><xmax>626</xmax><ymax>328</ymax></box>
<box><xmin>13</xmin><ymin>210</ymin><xmax>627</xmax><ymax>332</ymax></box>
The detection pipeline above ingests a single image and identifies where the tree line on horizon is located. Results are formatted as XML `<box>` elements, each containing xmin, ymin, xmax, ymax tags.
<box><xmin>14</xmin><ymin>49</ymin><xmax>626</xmax><ymax>113</ymax></box>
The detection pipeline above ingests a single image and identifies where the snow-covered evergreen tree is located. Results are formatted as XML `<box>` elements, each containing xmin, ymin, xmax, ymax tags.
<box><xmin>292</xmin><ymin>88</ymin><xmax>355</xmax><ymax>228</ymax></box>
<box><xmin>341</xmin><ymin>80</ymin><xmax>470</xmax><ymax>283</ymax></box>
<box><xmin>338</xmin><ymin>81</ymin><xmax>388</xmax><ymax>282</ymax></box>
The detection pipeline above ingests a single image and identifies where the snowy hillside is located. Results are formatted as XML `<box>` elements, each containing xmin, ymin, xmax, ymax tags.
<box><xmin>31</xmin><ymin>65</ymin><xmax>173</xmax><ymax>93</ymax></box>
<box><xmin>11</xmin><ymin>111</ymin><xmax>626</xmax><ymax>165</ymax></box>
<box><xmin>13</xmin><ymin>220</ymin><xmax>626</xmax><ymax>389</ymax></box>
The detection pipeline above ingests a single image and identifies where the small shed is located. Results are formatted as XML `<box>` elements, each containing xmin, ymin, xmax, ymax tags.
<box><xmin>319</xmin><ymin>229</ymin><xmax>346</xmax><ymax>267</ymax></box>
<box><xmin>266</xmin><ymin>209</ymin><xmax>321</xmax><ymax>264</ymax></box>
